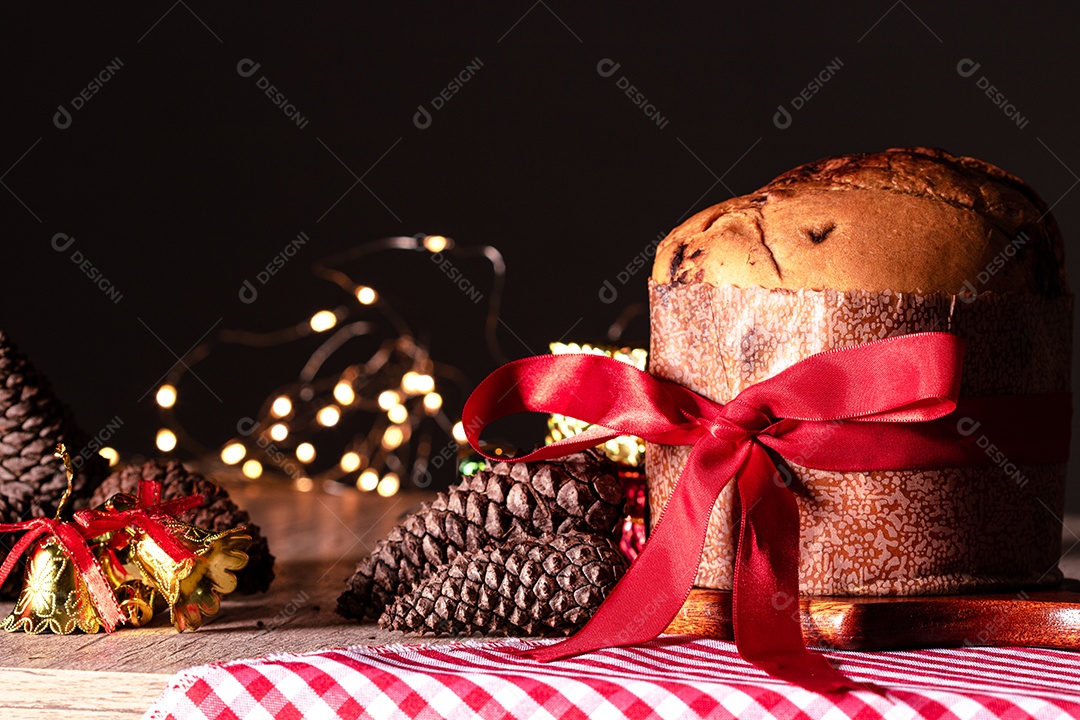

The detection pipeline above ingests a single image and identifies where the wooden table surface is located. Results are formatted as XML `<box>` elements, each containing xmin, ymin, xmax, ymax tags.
<box><xmin>0</xmin><ymin>481</ymin><xmax>450</xmax><ymax>719</ymax></box>
<box><xmin>2</xmin><ymin>480</ymin><xmax>1079</xmax><ymax>719</ymax></box>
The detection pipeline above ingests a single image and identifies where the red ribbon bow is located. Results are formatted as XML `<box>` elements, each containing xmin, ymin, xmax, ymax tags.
<box><xmin>75</xmin><ymin>480</ymin><xmax>203</xmax><ymax>565</ymax></box>
<box><xmin>461</xmin><ymin>333</ymin><xmax>1071</xmax><ymax>693</ymax></box>
<box><xmin>0</xmin><ymin>517</ymin><xmax>127</xmax><ymax>632</ymax></box>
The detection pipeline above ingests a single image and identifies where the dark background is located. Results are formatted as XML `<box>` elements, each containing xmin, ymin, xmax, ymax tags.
<box><xmin>2</xmin><ymin>4</ymin><xmax>1078</xmax><ymax>506</ymax></box>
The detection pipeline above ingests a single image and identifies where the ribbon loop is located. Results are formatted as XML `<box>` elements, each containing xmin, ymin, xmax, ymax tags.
<box><xmin>462</xmin><ymin>354</ymin><xmax>711</xmax><ymax>460</ymax></box>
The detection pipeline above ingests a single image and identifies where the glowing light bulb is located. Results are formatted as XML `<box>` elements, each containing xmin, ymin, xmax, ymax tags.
<box><xmin>269</xmin><ymin>422</ymin><xmax>288</xmax><ymax>442</ymax></box>
<box><xmin>271</xmin><ymin>396</ymin><xmax>292</xmax><ymax>418</ymax></box>
<box><xmin>241</xmin><ymin>459</ymin><xmax>263</xmax><ymax>479</ymax></box>
<box><xmin>382</xmin><ymin>425</ymin><xmax>404</xmax><ymax>450</ymax></box>
<box><xmin>333</xmin><ymin>381</ymin><xmax>355</xmax><ymax>405</ymax></box>
<box><xmin>295</xmin><ymin>476</ymin><xmax>314</xmax><ymax>492</ymax></box>
<box><xmin>355</xmin><ymin>286</ymin><xmax>377</xmax><ymax>305</ymax></box>
<box><xmin>155</xmin><ymin>384</ymin><xmax>177</xmax><ymax>408</ymax></box>
<box><xmin>415</xmin><ymin>374</ymin><xmax>435</xmax><ymax>394</ymax></box>
<box><xmin>423</xmin><ymin>235</ymin><xmax>450</xmax><ymax>253</ymax></box>
<box><xmin>310</xmin><ymin>310</ymin><xmax>337</xmax><ymax>333</ymax></box>
<box><xmin>423</xmin><ymin>392</ymin><xmax>442</xmax><ymax>414</ymax></box>
<box><xmin>377</xmin><ymin>390</ymin><xmax>400</xmax><ymax>410</ymax></box>
<box><xmin>99</xmin><ymin>447</ymin><xmax>119</xmax><ymax>467</ymax></box>
<box><xmin>220</xmin><ymin>442</ymin><xmax>246</xmax><ymax>465</ymax></box>
<box><xmin>377</xmin><ymin>473</ymin><xmax>400</xmax><ymax>497</ymax></box>
<box><xmin>296</xmin><ymin>442</ymin><xmax>316</xmax><ymax>463</ymax></box>
<box><xmin>156</xmin><ymin>428</ymin><xmax>177</xmax><ymax>452</ymax></box>
<box><xmin>340</xmin><ymin>451</ymin><xmax>362</xmax><ymax>473</ymax></box>
<box><xmin>387</xmin><ymin>403</ymin><xmax>408</xmax><ymax>424</ymax></box>
<box><xmin>452</xmin><ymin>421</ymin><xmax>467</xmax><ymax>444</ymax></box>
<box><xmin>317</xmin><ymin>405</ymin><xmax>341</xmax><ymax>427</ymax></box>
<box><xmin>358</xmin><ymin>469</ymin><xmax>379</xmax><ymax>491</ymax></box>
<box><xmin>400</xmin><ymin>371</ymin><xmax>421</xmax><ymax>394</ymax></box>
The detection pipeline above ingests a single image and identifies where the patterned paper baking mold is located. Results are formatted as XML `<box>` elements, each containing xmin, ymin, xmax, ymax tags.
<box><xmin>647</xmin><ymin>280</ymin><xmax>1072</xmax><ymax>596</ymax></box>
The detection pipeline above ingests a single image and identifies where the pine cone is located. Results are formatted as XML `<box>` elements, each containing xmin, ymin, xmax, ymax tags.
<box><xmin>382</xmin><ymin>532</ymin><xmax>628</xmax><ymax>636</ymax></box>
<box><xmin>0</xmin><ymin>331</ymin><xmax>109</xmax><ymax>597</ymax></box>
<box><xmin>0</xmin><ymin>331</ymin><xmax>108</xmax><ymax>519</ymax></box>
<box><xmin>337</xmin><ymin>449</ymin><xmax>625</xmax><ymax>621</ymax></box>
<box><xmin>89</xmin><ymin>459</ymin><xmax>275</xmax><ymax>593</ymax></box>
<box><xmin>337</xmin><ymin>482</ymin><xmax>524</xmax><ymax>621</ymax></box>
<box><xmin>494</xmin><ymin>449</ymin><xmax>626</xmax><ymax>536</ymax></box>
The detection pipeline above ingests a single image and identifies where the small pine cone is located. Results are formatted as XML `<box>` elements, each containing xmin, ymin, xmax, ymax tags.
<box><xmin>89</xmin><ymin>459</ymin><xmax>275</xmax><ymax>593</ymax></box>
<box><xmin>337</xmin><ymin>449</ymin><xmax>626</xmax><ymax>622</ymax></box>
<box><xmin>382</xmin><ymin>532</ymin><xmax>628</xmax><ymax>637</ymax></box>
<box><xmin>337</xmin><ymin>483</ymin><xmax>524</xmax><ymax>621</ymax></box>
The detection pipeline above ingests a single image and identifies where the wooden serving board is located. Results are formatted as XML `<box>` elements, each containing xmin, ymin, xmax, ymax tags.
<box><xmin>665</xmin><ymin>582</ymin><xmax>1080</xmax><ymax>650</ymax></box>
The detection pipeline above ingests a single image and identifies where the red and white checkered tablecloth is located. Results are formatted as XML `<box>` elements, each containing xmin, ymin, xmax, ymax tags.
<box><xmin>145</xmin><ymin>637</ymin><xmax>1080</xmax><ymax>720</ymax></box>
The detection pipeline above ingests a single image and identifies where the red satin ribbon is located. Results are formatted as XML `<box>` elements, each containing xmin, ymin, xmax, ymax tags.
<box><xmin>75</xmin><ymin>483</ymin><xmax>203</xmax><ymax>564</ymax></box>
<box><xmin>0</xmin><ymin>517</ymin><xmax>126</xmax><ymax>632</ymax></box>
<box><xmin>461</xmin><ymin>333</ymin><xmax>1071</xmax><ymax>693</ymax></box>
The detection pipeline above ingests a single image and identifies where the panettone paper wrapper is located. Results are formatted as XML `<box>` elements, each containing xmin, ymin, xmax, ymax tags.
<box><xmin>647</xmin><ymin>279</ymin><xmax>1072</xmax><ymax>596</ymax></box>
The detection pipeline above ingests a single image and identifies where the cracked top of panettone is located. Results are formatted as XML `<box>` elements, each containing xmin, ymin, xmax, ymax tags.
<box><xmin>651</xmin><ymin>147</ymin><xmax>1068</xmax><ymax>295</ymax></box>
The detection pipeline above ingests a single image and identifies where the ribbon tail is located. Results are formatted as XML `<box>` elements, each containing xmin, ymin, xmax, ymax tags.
<box><xmin>52</xmin><ymin>523</ymin><xmax>126</xmax><ymax>632</ymax></box>
<box><xmin>518</xmin><ymin>437</ymin><xmax>747</xmax><ymax>662</ymax></box>
<box><xmin>734</xmin><ymin>446</ymin><xmax>864</xmax><ymax>693</ymax></box>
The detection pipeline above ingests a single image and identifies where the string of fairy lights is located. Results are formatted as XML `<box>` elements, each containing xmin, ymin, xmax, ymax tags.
<box><xmin>128</xmin><ymin>233</ymin><xmax>508</xmax><ymax>497</ymax></box>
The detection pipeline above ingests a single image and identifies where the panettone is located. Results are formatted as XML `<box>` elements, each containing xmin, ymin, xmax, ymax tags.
<box><xmin>647</xmin><ymin>147</ymin><xmax>1072</xmax><ymax>596</ymax></box>
<box><xmin>652</xmin><ymin>146</ymin><xmax>1066</xmax><ymax>295</ymax></box>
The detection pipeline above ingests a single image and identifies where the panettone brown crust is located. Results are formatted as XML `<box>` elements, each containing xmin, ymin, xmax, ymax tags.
<box><xmin>652</xmin><ymin>147</ymin><xmax>1066</xmax><ymax>295</ymax></box>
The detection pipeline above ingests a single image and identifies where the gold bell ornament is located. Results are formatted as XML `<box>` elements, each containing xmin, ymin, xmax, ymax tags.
<box><xmin>130</xmin><ymin>519</ymin><xmax>251</xmax><ymax>631</ymax></box>
<box><xmin>78</xmin><ymin>479</ymin><xmax>251</xmax><ymax>631</ymax></box>
<box><xmin>0</xmin><ymin>444</ymin><xmax>253</xmax><ymax>634</ymax></box>
<box><xmin>0</xmin><ymin>445</ymin><xmax>126</xmax><ymax>634</ymax></box>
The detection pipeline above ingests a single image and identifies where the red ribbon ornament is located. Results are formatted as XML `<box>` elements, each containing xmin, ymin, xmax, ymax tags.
<box><xmin>461</xmin><ymin>333</ymin><xmax>1071</xmax><ymax>693</ymax></box>
<box><xmin>75</xmin><ymin>480</ymin><xmax>203</xmax><ymax>565</ymax></box>
<box><xmin>0</xmin><ymin>517</ymin><xmax>127</xmax><ymax>632</ymax></box>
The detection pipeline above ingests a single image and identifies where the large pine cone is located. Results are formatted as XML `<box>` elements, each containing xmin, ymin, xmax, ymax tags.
<box><xmin>0</xmin><ymin>331</ymin><xmax>108</xmax><ymax>521</ymax></box>
<box><xmin>337</xmin><ymin>492</ymin><xmax>522</xmax><ymax>621</ymax></box>
<box><xmin>337</xmin><ymin>449</ymin><xmax>624</xmax><ymax>621</ymax></box>
<box><xmin>382</xmin><ymin>532</ymin><xmax>628</xmax><ymax>636</ymax></box>
<box><xmin>89</xmin><ymin>459</ymin><xmax>275</xmax><ymax>593</ymax></box>
<box><xmin>0</xmin><ymin>332</ymin><xmax>109</xmax><ymax>598</ymax></box>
